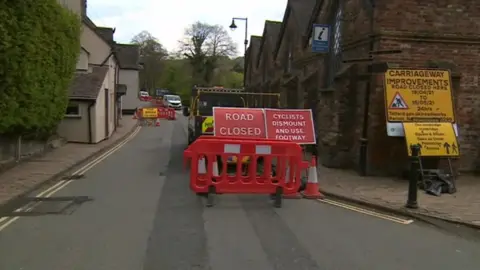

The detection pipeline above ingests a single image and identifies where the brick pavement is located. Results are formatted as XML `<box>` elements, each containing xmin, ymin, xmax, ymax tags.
<box><xmin>318</xmin><ymin>165</ymin><xmax>480</xmax><ymax>227</ymax></box>
<box><xmin>0</xmin><ymin>118</ymin><xmax>138</xmax><ymax>206</ymax></box>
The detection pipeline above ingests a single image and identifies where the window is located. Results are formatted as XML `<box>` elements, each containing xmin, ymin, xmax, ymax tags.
<box><xmin>332</xmin><ymin>7</ymin><xmax>343</xmax><ymax>55</ymax></box>
<box><xmin>65</xmin><ymin>104</ymin><xmax>80</xmax><ymax>116</ymax></box>
<box><xmin>325</xmin><ymin>2</ymin><xmax>343</xmax><ymax>86</ymax></box>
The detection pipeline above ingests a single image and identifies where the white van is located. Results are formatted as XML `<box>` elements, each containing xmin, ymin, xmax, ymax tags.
<box><xmin>164</xmin><ymin>95</ymin><xmax>182</xmax><ymax>110</ymax></box>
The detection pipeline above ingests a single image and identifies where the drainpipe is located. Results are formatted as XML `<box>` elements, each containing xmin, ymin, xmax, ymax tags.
<box><xmin>359</xmin><ymin>0</ymin><xmax>375</xmax><ymax>176</ymax></box>
<box><xmin>100</xmin><ymin>50</ymin><xmax>117</xmax><ymax>130</ymax></box>
<box><xmin>88</xmin><ymin>101</ymin><xmax>95</xmax><ymax>143</ymax></box>
<box><xmin>114</xmin><ymin>63</ymin><xmax>119</xmax><ymax>130</ymax></box>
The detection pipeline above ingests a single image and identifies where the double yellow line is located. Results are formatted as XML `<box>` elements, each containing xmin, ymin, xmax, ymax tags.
<box><xmin>318</xmin><ymin>199</ymin><xmax>414</xmax><ymax>225</ymax></box>
<box><xmin>0</xmin><ymin>126</ymin><xmax>142</xmax><ymax>231</ymax></box>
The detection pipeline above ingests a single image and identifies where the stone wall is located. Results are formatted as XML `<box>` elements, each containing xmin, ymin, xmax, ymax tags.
<box><xmin>0</xmin><ymin>136</ymin><xmax>66</xmax><ymax>174</ymax></box>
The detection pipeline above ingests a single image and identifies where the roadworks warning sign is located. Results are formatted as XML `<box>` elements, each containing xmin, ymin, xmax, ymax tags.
<box><xmin>142</xmin><ymin>107</ymin><xmax>158</xmax><ymax>118</ymax></box>
<box><xmin>384</xmin><ymin>68</ymin><xmax>455</xmax><ymax>122</ymax></box>
<box><xmin>389</xmin><ymin>92</ymin><xmax>408</xmax><ymax>109</ymax></box>
<box><xmin>403</xmin><ymin>122</ymin><xmax>459</xmax><ymax>157</ymax></box>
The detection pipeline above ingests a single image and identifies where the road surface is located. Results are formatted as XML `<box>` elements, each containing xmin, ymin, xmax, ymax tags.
<box><xmin>0</xmin><ymin>116</ymin><xmax>479</xmax><ymax>270</ymax></box>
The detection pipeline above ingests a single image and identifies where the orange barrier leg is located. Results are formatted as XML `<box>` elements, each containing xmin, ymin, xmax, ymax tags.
<box><xmin>283</xmin><ymin>165</ymin><xmax>301</xmax><ymax>199</ymax></box>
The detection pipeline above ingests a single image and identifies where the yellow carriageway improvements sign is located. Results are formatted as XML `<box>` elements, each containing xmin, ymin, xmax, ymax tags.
<box><xmin>384</xmin><ymin>68</ymin><xmax>455</xmax><ymax>123</ymax></box>
<box><xmin>142</xmin><ymin>107</ymin><xmax>158</xmax><ymax>118</ymax></box>
<box><xmin>403</xmin><ymin>122</ymin><xmax>459</xmax><ymax>157</ymax></box>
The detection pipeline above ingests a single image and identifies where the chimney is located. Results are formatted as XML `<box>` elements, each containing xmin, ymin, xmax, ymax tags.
<box><xmin>81</xmin><ymin>0</ymin><xmax>87</xmax><ymax>17</ymax></box>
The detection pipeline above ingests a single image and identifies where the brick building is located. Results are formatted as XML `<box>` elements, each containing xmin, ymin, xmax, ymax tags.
<box><xmin>246</xmin><ymin>0</ymin><xmax>480</xmax><ymax>175</ymax></box>
<box><xmin>252</xmin><ymin>20</ymin><xmax>282</xmax><ymax>94</ymax></box>
<box><xmin>245</xmin><ymin>35</ymin><xmax>262</xmax><ymax>90</ymax></box>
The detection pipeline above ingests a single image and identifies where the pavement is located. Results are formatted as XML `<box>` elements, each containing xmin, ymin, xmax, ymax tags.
<box><xmin>0</xmin><ymin>117</ymin><xmax>138</xmax><ymax>208</ymax></box>
<box><xmin>0</xmin><ymin>114</ymin><xmax>479</xmax><ymax>270</ymax></box>
<box><xmin>318</xmin><ymin>165</ymin><xmax>480</xmax><ymax>228</ymax></box>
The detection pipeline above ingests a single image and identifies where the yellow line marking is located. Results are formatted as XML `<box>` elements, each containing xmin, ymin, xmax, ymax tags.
<box><xmin>0</xmin><ymin>126</ymin><xmax>141</xmax><ymax>231</ymax></box>
<box><xmin>318</xmin><ymin>199</ymin><xmax>414</xmax><ymax>225</ymax></box>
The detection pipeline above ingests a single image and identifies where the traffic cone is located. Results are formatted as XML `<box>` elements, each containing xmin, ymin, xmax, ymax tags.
<box><xmin>302</xmin><ymin>156</ymin><xmax>324</xmax><ymax>199</ymax></box>
<box><xmin>155</xmin><ymin>118</ymin><xmax>160</xmax><ymax>126</ymax></box>
<box><xmin>283</xmin><ymin>165</ymin><xmax>301</xmax><ymax>199</ymax></box>
<box><xmin>198</xmin><ymin>157</ymin><xmax>206</xmax><ymax>174</ymax></box>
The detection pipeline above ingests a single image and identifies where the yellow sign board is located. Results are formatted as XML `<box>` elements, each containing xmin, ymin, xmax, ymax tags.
<box><xmin>403</xmin><ymin>122</ymin><xmax>459</xmax><ymax>157</ymax></box>
<box><xmin>384</xmin><ymin>68</ymin><xmax>455</xmax><ymax>122</ymax></box>
<box><xmin>142</xmin><ymin>107</ymin><xmax>158</xmax><ymax>118</ymax></box>
<box><xmin>202</xmin><ymin>117</ymin><xmax>214</xmax><ymax>133</ymax></box>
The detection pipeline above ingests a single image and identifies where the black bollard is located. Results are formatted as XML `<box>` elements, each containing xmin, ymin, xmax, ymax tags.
<box><xmin>406</xmin><ymin>144</ymin><xmax>420</xmax><ymax>209</ymax></box>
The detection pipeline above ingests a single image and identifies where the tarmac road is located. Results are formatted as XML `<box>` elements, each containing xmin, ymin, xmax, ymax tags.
<box><xmin>0</xmin><ymin>117</ymin><xmax>479</xmax><ymax>270</ymax></box>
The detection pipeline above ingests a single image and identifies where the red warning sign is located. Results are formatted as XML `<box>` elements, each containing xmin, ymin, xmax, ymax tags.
<box><xmin>389</xmin><ymin>92</ymin><xmax>409</xmax><ymax>109</ymax></box>
<box><xmin>264</xmin><ymin>109</ymin><xmax>316</xmax><ymax>144</ymax></box>
<box><xmin>213</xmin><ymin>107</ymin><xmax>266</xmax><ymax>138</ymax></box>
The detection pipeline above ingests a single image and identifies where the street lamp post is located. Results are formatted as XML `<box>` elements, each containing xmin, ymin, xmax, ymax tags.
<box><xmin>229</xmin><ymin>17</ymin><xmax>248</xmax><ymax>87</ymax></box>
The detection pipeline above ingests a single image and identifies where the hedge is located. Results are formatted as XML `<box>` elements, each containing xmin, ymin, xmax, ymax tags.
<box><xmin>0</xmin><ymin>0</ymin><xmax>81</xmax><ymax>137</ymax></box>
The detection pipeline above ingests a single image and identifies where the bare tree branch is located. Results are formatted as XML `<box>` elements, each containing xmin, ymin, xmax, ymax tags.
<box><xmin>205</xmin><ymin>25</ymin><xmax>237</xmax><ymax>57</ymax></box>
<box><xmin>131</xmin><ymin>30</ymin><xmax>168</xmax><ymax>90</ymax></box>
<box><xmin>177</xmin><ymin>22</ymin><xmax>237</xmax><ymax>85</ymax></box>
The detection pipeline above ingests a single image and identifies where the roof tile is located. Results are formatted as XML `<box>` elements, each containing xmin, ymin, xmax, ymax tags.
<box><xmin>289</xmin><ymin>0</ymin><xmax>318</xmax><ymax>32</ymax></box>
<box><xmin>69</xmin><ymin>66</ymin><xmax>109</xmax><ymax>100</ymax></box>
<box><xmin>115</xmin><ymin>44</ymin><xmax>141</xmax><ymax>70</ymax></box>
<box><xmin>248</xmin><ymin>36</ymin><xmax>262</xmax><ymax>67</ymax></box>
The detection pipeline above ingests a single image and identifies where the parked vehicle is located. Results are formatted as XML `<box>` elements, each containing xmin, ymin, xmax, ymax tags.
<box><xmin>164</xmin><ymin>94</ymin><xmax>182</xmax><ymax>110</ymax></box>
<box><xmin>139</xmin><ymin>91</ymin><xmax>150</xmax><ymax>101</ymax></box>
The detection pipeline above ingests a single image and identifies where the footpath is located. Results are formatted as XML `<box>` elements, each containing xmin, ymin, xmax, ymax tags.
<box><xmin>0</xmin><ymin>118</ymin><xmax>138</xmax><ymax>207</ymax></box>
<box><xmin>318</xmin><ymin>165</ymin><xmax>480</xmax><ymax>228</ymax></box>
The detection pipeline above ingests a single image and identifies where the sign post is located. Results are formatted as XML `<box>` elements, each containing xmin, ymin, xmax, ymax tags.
<box><xmin>383</xmin><ymin>68</ymin><xmax>459</xmax><ymax>205</ymax></box>
<box><xmin>403</xmin><ymin>123</ymin><xmax>459</xmax><ymax>157</ymax></box>
<box><xmin>312</xmin><ymin>24</ymin><xmax>330</xmax><ymax>53</ymax></box>
<box><xmin>212</xmin><ymin>107</ymin><xmax>266</xmax><ymax>138</ymax></box>
<box><xmin>212</xmin><ymin>107</ymin><xmax>316</xmax><ymax>145</ymax></box>
<box><xmin>264</xmin><ymin>109</ymin><xmax>316</xmax><ymax>144</ymax></box>
<box><xmin>142</xmin><ymin>107</ymin><xmax>158</xmax><ymax>118</ymax></box>
<box><xmin>384</xmin><ymin>68</ymin><xmax>455</xmax><ymax>123</ymax></box>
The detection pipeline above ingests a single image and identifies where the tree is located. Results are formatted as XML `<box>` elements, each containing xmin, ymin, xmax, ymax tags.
<box><xmin>158</xmin><ymin>59</ymin><xmax>193</xmax><ymax>101</ymax></box>
<box><xmin>0</xmin><ymin>0</ymin><xmax>81</xmax><ymax>137</ymax></box>
<box><xmin>178</xmin><ymin>22</ymin><xmax>237</xmax><ymax>85</ymax></box>
<box><xmin>131</xmin><ymin>31</ymin><xmax>167</xmax><ymax>92</ymax></box>
<box><xmin>231</xmin><ymin>57</ymin><xmax>244</xmax><ymax>73</ymax></box>
<box><xmin>205</xmin><ymin>25</ymin><xmax>237</xmax><ymax>58</ymax></box>
<box><xmin>156</xmin><ymin>57</ymin><xmax>243</xmax><ymax>102</ymax></box>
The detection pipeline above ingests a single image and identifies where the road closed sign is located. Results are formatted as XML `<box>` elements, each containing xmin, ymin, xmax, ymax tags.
<box><xmin>264</xmin><ymin>109</ymin><xmax>316</xmax><ymax>144</ymax></box>
<box><xmin>384</xmin><ymin>68</ymin><xmax>455</xmax><ymax>122</ymax></box>
<box><xmin>403</xmin><ymin>122</ymin><xmax>459</xmax><ymax>157</ymax></box>
<box><xmin>142</xmin><ymin>107</ymin><xmax>158</xmax><ymax>118</ymax></box>
<box><xmin>213</xmin><ymin>107</ymin><xmax>266</xmax><ymax>138</ymax></box>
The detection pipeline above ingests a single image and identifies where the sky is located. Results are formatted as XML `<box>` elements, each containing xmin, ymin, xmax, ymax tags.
<box><xmin>86</xmin><ymin>0</ymin><xmax>288</xmax><ymax>56</ymax></box>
